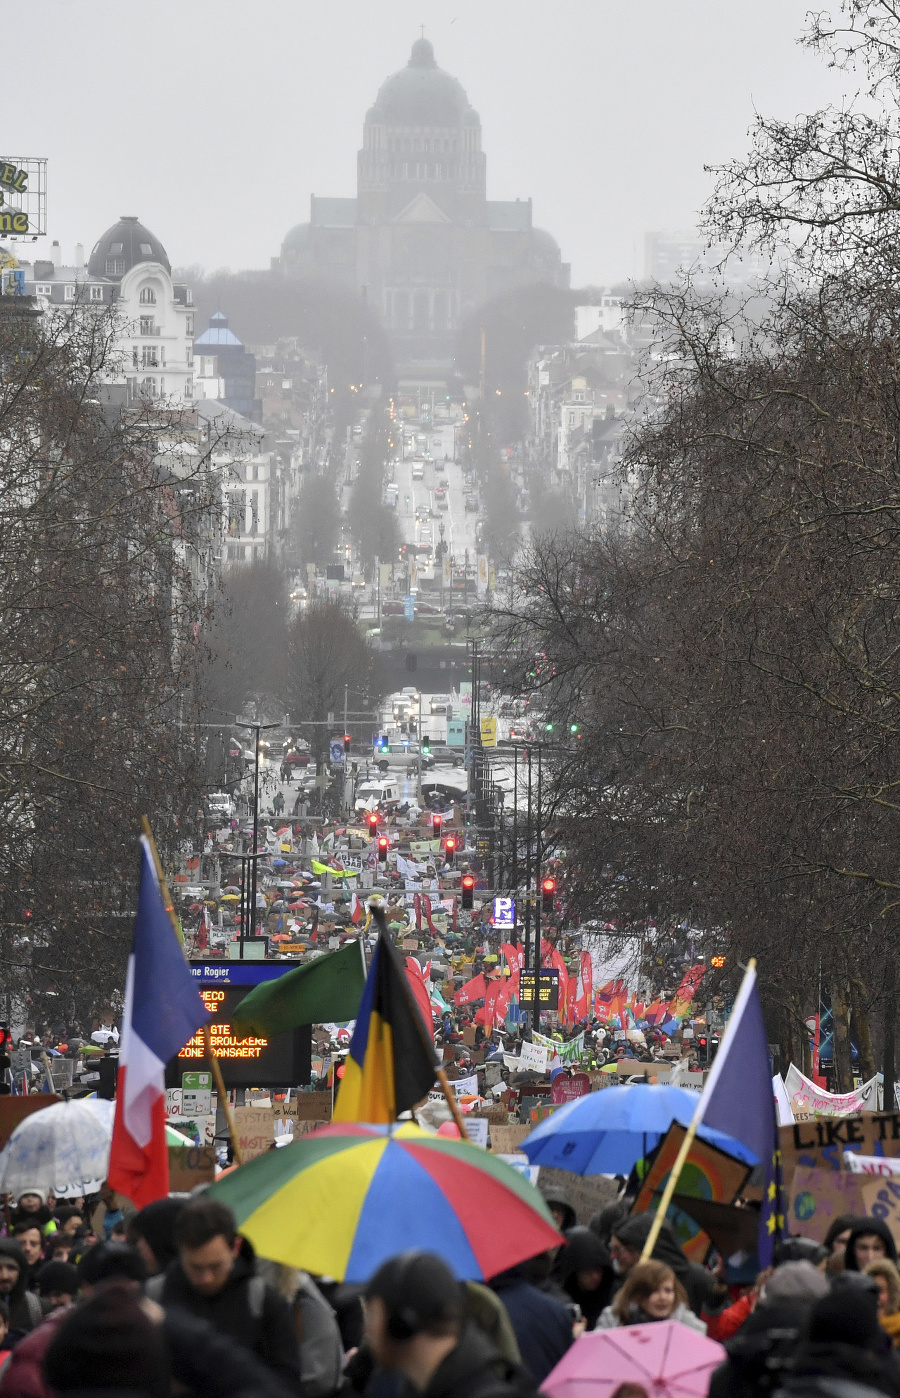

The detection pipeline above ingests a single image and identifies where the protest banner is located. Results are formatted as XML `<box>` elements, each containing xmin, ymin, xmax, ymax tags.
<box><xmin>167</xmin><ymin>1145</ymin><xmax>217</xmax><ymax>1192</ymax></box>
<box><xmin>534</xmin><ymin>1030</ymin><xmax>585</xmax><ymax>1064</ymax></box>
<box><xmin>784</xmin><ymin>1064</ymin><xmax>881</xmax><ymax>1117</ymax></box>
<box><xmin>631</xmin><ymin>1122</ymin><xmax>751</xmax><ymax>1262</ymax></box>
<box><xmin>846</xmin><ymin>1153</ymin><xmax>900</xmax><ymax>1177</ymax></box>
<box><xmin>788</xmin><ymin>1166</ymin><xmax>871</xmax><ymax>1240</ymax></box>
<box><xmin>449</xmin><ymin>1072</ymin><xmax>479</xmax><ymax>1097</ymax></box>
<box><xmin>537</xmin><ymin>1166</ymin><xmax>619</xmax><ymax>1225</ymax></box>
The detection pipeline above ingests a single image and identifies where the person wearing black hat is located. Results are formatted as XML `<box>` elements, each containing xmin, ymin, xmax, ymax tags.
<box><xmin>363</xmin><ymin>1252</ymin><xmax>536</xmax><ymax>1398</ymax></box>
<box><xmin>0</xmin><ymin>1240</ymin><xmax>42</xmax><ymax>1341</ymax></box>
<box><xmin>35</xmin><ymin>1261</ymin><xmax>78</xmax><ymax>1313</ymax></box>
<box><xmin>557</xmin><ymin>1228</ymin><xmax>614</xmax><ymax>1329</ymax></box>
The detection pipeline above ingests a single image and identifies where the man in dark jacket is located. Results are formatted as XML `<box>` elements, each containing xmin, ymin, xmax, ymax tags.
<box><xmin>149</xmin><ymin>1198</ymin><xmax>300</xmax><ymax>1393</ymax></box>
<box><xmin>363</xmin><ymin>1251</ymin><xmax>535</xmax><ymax>1398</ymax></box>
<box><xmin>774</xmin><ymin>1282</ymin><xmax>900</xmax><ymax>1398</ymax></box>
<box><xmin>490</xmin><ymin>1264</ymin><xmax>573</xmax><ymax>1384</ymax></box>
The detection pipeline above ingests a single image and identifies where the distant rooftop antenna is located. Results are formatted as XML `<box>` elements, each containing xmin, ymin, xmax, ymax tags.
<box><xmin>420</xmin><ymin>23</ymin><xmax>425</xmax><ymax>38</ymax></box>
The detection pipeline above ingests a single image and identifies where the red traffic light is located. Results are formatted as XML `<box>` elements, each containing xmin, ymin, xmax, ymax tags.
<box><xmin>444</xmin><ymin>836</ymin><xmax>457</xmax><ymax>853</ymax></box>
<box><xmin>432</xmin><ymin>812</ymin><xmax>442</xmax><ymax>833</ymax></box>
<box><xmin>377</xmin><ymin>836</ymin><xmax>389</xmax><ymax>863</ymax></box>
<box><xmin>541</xmin><ymin>877</ymin><xmax>556</xmax><ymax>895</ymax></box>
<box><xmin>460</xmin><ymin>872</ymin><xmax>475</xmax><ymax>911</ymax></box>
<box><xmin>366</xmin><ymin>811</ymin><xmax>379</xmax><ymax>832</ymax></box>
<box><xmin>461</xmin><ymin>873</ymin><xmax>475</xmax><ymax>890</ymax></box>
<box><xmin>343</xmin><ymin>734</ymin><xmax>351</xmax><ymax>753</ymax></box>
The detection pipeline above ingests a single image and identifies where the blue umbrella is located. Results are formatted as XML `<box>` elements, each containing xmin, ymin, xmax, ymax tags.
<box><xmin>520</xmin><ymin>1085</ymin><xmax>758</xmax><ymax>1175</ymax></box>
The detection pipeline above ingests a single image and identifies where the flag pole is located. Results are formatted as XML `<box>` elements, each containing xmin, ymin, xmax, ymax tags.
<box><xmin>141</xmin><ymin>817</ymin><xmax>244</xmax><ymax>1166</ymax></box>
<box><xmin>640</xmin><ymin>958</ymin><xmax>757</xmax><ymax>1262</ymax></box>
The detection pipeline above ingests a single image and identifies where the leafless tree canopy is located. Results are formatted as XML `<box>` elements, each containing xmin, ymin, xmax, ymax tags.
<box><xmin>0</xmin><ymin>308</ymin><xmax>216</xmax><ymax>1023</ymax></box>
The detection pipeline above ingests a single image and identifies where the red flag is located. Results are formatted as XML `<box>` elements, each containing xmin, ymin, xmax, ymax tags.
<box><xmin>579</xmin><ymin>950</ymin><xmax>593</xmax><ymax>1003</ymax></box>
<box><xmin>493</xmin><ymin>969</ymin><xmax>520</xmax><ymax>1023</ymax></box>
<box><xmin>350</xmin><ymin>893</ymin><xmax>363</xmax><ymax>925</ymax></box>
<box><xmin>476</xmin><ymin>979</ymin><xmax>502</xmax><ymax>1027</ymax></box>
<box><xmin>424</xmin><ymin>896</ymin><xmax>437</xmax><ymax>936</ymax></box>
<box><xmin>500</xmin><ymin>942</ymin><xmax>523</xmax><ymax>969</ymax></box>
<box><xmin>413</xmin><ymin>894</ymin><xmax>422</xmax><ymax>932</ymax></box>
<box><xmin>454</xmin><ymin>973</ymin><xmax>486</xmax><ymax>1006</ymax></box>
<box><xmin>405</xmin><ymin>957</ymin><xmax>435</xmax><ymax>1029</ymax></box>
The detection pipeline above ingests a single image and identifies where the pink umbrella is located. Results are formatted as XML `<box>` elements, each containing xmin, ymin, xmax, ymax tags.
<box><xmin>542</xmin><ymin>1322</ymin><xmax>725</xmax><ymax>1398</ymax></box>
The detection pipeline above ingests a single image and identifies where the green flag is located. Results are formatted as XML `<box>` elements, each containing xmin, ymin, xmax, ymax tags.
<box><xmin>232</xmin><ymin>940</ymin><xmax>367</xmax><ymax>1036</ymax></box>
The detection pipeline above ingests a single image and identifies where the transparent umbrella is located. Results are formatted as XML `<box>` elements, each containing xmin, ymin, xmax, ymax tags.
<box><xmin>0</xmin><ymin>1099</ymin><xmax>111</xmax><ymax>1196</ymax></box>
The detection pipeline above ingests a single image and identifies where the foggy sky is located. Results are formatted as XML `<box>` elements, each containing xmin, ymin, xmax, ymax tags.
<box><xmin>11</xmin><ymin>1</ymin><xmax>849</xmax><ymax>287</ymax></box>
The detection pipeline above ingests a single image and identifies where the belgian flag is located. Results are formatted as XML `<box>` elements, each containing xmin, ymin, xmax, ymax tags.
<box><xmin>333</xmin><ymin>908</ymin><xmax>438</xmax><ymax>1123</ymax></box>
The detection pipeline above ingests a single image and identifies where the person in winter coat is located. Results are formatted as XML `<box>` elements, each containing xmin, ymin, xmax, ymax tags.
<box><xmin>362</xmin><ymin>1252</ymin><xmax>536</xmax><ymax>1398</ymax></box>
<box><xmin>844</xmin><ymin>1219</ymin><xmax>899</xmax><ymax>1272</ymax></box>
<box><xmin>595</xmin><ymin>1261</ymin><xmax>706</xmax><ymax>1334</ymax></box>
<box><xmin>773</xmin><ymin>1282</ymin><xmax>900</xmax><ymax>1398</ymax></box>
<box><xmin>146</xmin><ymin>1198</ymin><xmax>300</xmax><ymax>1393</ymax></box>
<box><xmin>558</xmin><ymin>1228</ymin><xmax>615</xmax><ymax>1329</ymax></box>
<box><xmin>43</xmin><ymin>1284</ymin><xmax>169</xmax><ymax>1398</ymax></box>
<box><xmin>542</xmin><ymin>1192</ymin><xmax>577</xmax><ymax>1235</ymax></box>
<box><xmin>867</xmin><ymin>1260</ymin><xmax>900</xmax><ymax>1348</ymax></box>
<box><xmin>490</xmin><ymin>1264</ymin><xmax>574</xmax><ymax>1384</ymax></box>
<box><xmin>0</xmin><ymin>1243</ymin><xmax>41</xmax><ymax>1342</ymax></box>
<box><xmin>609</xmin><ymin>1214</ymin><xmax>720</xmax><ymax>1316</ymax></box>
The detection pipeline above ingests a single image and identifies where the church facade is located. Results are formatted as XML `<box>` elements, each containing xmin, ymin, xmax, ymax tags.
<box><xmin>277</xmin><ymin>38</ymin><xmax>569</xmax><ymax>380</ymax></box>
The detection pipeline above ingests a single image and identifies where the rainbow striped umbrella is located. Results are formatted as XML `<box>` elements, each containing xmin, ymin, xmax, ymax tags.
<box><xmin>207</xmin><ymin>1122</ymin><xmax>561</xmax><ymax>1281</ymax></box>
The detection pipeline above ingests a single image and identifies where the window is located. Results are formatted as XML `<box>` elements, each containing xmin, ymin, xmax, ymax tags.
<box><xmin>141</xmin><ymin>347</ymin><xmax>158</xmax><ymax>368</ymax></box>
<box><xmin>132</xmin><ymin>348</ymin><xmax>138</xmax><ymax>369</ymax></box>
<box><xmin>140</xmin><ymin>377</ymin><xmax>157</xmax><ymax>399</ymax></box>
<box><xmin>139</xmin><ymin>243</ymin><xmax>152</xmax><ymax>255</ymax></box>
<box><xmin>139</xmin><ymin>316</ymin><xmax>155</xmax><ymax>335</ymax></box>
<box><xmin>36</xmin><ymin>284</ymin><xmax>51</xmax><ymax>295</ymax></box>
<box><xmin>186</xmin><ymin>349</ymin><xmax>193</xmax><ymax>368</ymax></box>
<box><xmin>159</xmin><ymin>347</ymin><xmax>165</xmax><ymax>366</ymax></box>
<box><xmin>90</xmin><ymin>285</ymin><xmax>104</xmax><ymax>302</ymax></box>
<box><xmin>568</xmin><ymin>411</ymin><xmax>576</xmax><ymax>426</ymax></box>
<box><xmin>185</xmin><ymin>315</ymin><xmax>193</xmax><ymax>336</ymax></box>
<box><xmin>64</xmin><ymin>285</ymin><xmax>76</xmax><ymax>301</ymax></box>
<box><xmin>139</xmin><ymin>287</ymin><xmax>156</xmax><ymax>305</ymax></box>
<box><xmin>106</xmin><ymin>258</ymin><xmax>125</xmax><ymax>275</ymax></box>
<box><xmin>185</xmin><ymin>378</ymin><xmax>192</xmax><ymax>398</ymax></box>
<box><xmin>109</xmin><ymin>243</ymin><xmax>123</xmax><ymax>254</ymax></box>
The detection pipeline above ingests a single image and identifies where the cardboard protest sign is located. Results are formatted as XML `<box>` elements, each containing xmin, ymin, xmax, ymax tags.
<box><xmin>780</xmin><ymin>1112</ymin><xmax>900</xmax><ymax>1190</ymax></box>
<box><xmin>490</xmin><ymin>1124</ymin><xmax>530</xmax><ymax>1155</ymax></box>
<box><xmin>861</xmin><ymin>1177</ymin><xmax>900</xmax><ymax>1246</ymax></box>
<box><xmin>520</xmin><ymin>1041</ymin><xmax>549</xmax><ymax>1074</ymax></box>
<box><xmin>537</xmin><ymin>1166</ymin><xmax>618</xmax><ymax>1225</ymax></box>
<box><xmin>232</xmin><ymin>1105</ymin><xmax>276</xmax><ymax>1161</ymax></box>
<box><xmin>550</xmin><ymin>1073</ymin><xmax>591</xmax><ymax>1104</ymax></box>
<box><xmin>788</xmin><ymin>1166</ymin><xmax>871</xmax><ymax>1241</ymax></box>
<box><xmin>631</xmin><ymin>1122</ymin><xmax>750</xmax><ymax>1263</ymax></box>
<box><xmin>167</xmin><ymin>1145</ymin><xmax>216</xmax><ymax>1192</ymax></box>
<box><xmin>846</xmin><ymin>1153</ymin><xmax>900</xmax><ymax>1177</ymax></box>
<box><xmin>278</xmin><ymin>1092</ymin><xmax>332</xmax><ymax>1123</ymax></box>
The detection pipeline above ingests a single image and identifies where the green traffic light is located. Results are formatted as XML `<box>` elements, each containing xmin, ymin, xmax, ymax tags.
<box><xmin>570</xmin><ymin>723</ymin><xmax>578</xmax><ymax>733</ymax></box>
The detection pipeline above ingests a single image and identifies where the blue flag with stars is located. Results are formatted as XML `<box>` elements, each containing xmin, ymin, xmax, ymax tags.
<box><xmin>697</xmin><ymin>964</ymin><xmax>783</xmax><ymax>1265</ymax></box>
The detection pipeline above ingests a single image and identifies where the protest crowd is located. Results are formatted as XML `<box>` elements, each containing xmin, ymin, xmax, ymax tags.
<box><xmin>3</xmin><ymin>813</ymin><xmax>900</xmax><ymax>1398</ymax></box>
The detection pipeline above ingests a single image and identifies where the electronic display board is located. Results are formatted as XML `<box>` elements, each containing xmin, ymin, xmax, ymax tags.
<box><xmin>164</xmin><ymin>962</ymin><xmax>311</xmax><ymax>1090</ymax></box>
<box><xmin>519</xmin><ymin>969</ymin><xmax>560</xmax><ymax>1010</ymax></box>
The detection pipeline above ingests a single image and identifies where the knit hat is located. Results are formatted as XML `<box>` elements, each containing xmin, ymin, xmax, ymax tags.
<box><xmin>763</xmin><ymin>1260</ymin><xmax>830</xmax><ymax>1304</ymax></box>
<box><xmin>17</xmin><ymin>1188</ymin><xmax>47</xmax><ymax>1205</ymax></box>
<box><xmin>44</xmin><ymin>1283</ymin><xmax>169</xmax><ymax>1397</ymax></box>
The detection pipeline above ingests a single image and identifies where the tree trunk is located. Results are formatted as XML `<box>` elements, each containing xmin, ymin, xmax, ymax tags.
<box><xmin>850</xmin><ymin>977</ymin><xmax>876</xmax><ymax>1082</ymax></box>
<box><xmin>831</xmin><ymin>982</ymin><xmax>853</xmax><ymax>1092</ymax></box>
<box><xmin>884</xmin><ymin>957</ymin><xmax>896</xmax><ymax>1111</ymax></box>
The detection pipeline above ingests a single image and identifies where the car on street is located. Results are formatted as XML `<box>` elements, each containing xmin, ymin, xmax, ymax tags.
<box><xmin>434</xmin><ymin>487</ymin><xmax>449</xmax><ymax>511</ymax></box>
<box><xmin>429</xmin><ymin>693</ymin><xmax>453</xmax><ymax>714</ymax></box>
<box><xmin>205</xmin><ymin>791</ymin><xmax>235</xmax><ymax>820</ymax></box>
<box><xmin>428</xmin><ymin>743</ymin><xmax>465</xmax><ymax>766</ymax></box>
<box><xmin>411</xmin><ymin>460</ymin><xmax>425</xmax><ymax>480</ymax></box>
<box><xmin>465</xmin><ymin>493</ymin><xmax>478</xmax><ymax>512</ymax></box>
<box><xmin>284</xmin><ymin>748</ymin><xmax>311</xmax><ymax>767</ymax></box>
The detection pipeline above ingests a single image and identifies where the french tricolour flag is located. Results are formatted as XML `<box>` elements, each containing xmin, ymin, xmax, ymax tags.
<box><xmin>107</xmin><ymin>838</ymin><xmax>210</xmax><ymax>1207</ymax></box>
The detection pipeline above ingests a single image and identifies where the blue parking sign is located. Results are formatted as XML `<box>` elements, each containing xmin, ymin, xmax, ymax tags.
<box><xmin>492</xmin><ymin>896</ymin><xmax>515</xmax><ymax>929</ymax></box>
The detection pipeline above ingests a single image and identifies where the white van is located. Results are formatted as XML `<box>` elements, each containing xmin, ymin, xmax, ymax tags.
<box><xmin>355</xmin><ymin>780</ymin><xmax>400</xmax><ymax>812</ymax></box>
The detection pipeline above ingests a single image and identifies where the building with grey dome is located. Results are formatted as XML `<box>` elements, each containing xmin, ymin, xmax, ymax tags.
<box><xmin>277</xmin><ymin>38</ymin><xmax>568</xmax><ymax>380</ymax></box>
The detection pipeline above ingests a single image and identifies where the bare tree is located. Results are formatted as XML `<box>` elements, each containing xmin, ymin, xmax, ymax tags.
<box><xmin>281</xmin><ymin>599</ymin><xmax>384</xmax><ymax>772</ymax></box>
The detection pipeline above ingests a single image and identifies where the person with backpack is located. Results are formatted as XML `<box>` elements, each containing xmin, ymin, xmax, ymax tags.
<box><xmin>145</xmin><ymin>1199</ymin><xmax>300</xmax><ymax>1393</ymax></box>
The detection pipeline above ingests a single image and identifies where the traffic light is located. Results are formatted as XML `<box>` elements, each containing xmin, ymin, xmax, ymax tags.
<box><xmin>541</xmin><ymin>876</ymin><xmax>556</xmax><ymax>914</ymax></box>
<box><xmin>461</xmin><ymin>873</ymin><xmax>475</xmax><ymax>910</ymax></box>
<box><xmin>444</xmin><ymin>835</ymin><xmax>457</xmax><ymax>863</ymax></box>
<box><xmin>375</xmin><ymin>734</ymin><xmax>389</xmax><ymax>752</ymax></box>
<box><xmin>0</xmin><ymin>1023</ymin><xmax>9</xmax><ymax>1095</ymax></box>
<box><xmin>343</xmin><ymin>734</ymin><xmax>351</xmax><ymax>755</ymax></box>
<box><xmin>421</xmin><ymin>734</ymin><xmax>431</xmax><ymax>755</ymax></box>
<box><xmin>377</xmin><ymin>836</ymin><xmax>389</xmax><ymax>864</ymax></box>
<box><xmin>366</xmin><ymin>811</ymin><xmax>379</xmax><ymax>836</ymax></box>
<box><xmin>696</xmin><ymin>1035</ymin><xmax>709</xmax><ymax>1064</ymax></box>
<box><xmin>432</xmin><ymin>812</ymin><xmax>442</xmax><ymax>837</ymax></box>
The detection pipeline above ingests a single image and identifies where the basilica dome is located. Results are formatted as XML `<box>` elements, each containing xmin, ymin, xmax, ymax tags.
<box><xmin>369</xmin><ymin>39</ymin><xmax>477</xmax><ymax>127</ymax></box>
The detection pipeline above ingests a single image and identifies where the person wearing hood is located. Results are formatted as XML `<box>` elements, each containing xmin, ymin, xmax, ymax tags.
<box><xmin>542</xmin><ymin>1192</ymin><xmax>576</xmax><ymax>1235</ymax></box>
<box><xmin>9</xmin><ymin>1194</ymin><xmax>51</xmax><ymax>1234</ymax></box>
<box><xmin>558</xmin><ymin>1228</ymin><xmax>614</xmax><ymax>1329</ymax></box>
<box><xmin>0</xmin><ymin>1241</ymin><xmax>42</xmax><ymax>1341</ymax></box>
<box><xmin>145</xmin><ymin>1198</ymin><xmax>300</xmax><ymax>1392</ymax></box>
<box><xmin>490</xmin><ymin>1263</ymin><xmax>574</xmax><ymax>1384</ymax></box>
<box><xmin>773</xmin><ymin>1280</ymin><xmax>900</xmax><ymax>1398</ymax></box>
<box><xmin>867</xmin><ymin>1260</ymin><xmax>900</xmax><ymax>1348</ymax></box>
<box><xmin>844</xmin><ymin>1219</ymin><xmax>899</xmax><ymax>1272</ymax></box>
<box><xmin>609</xmin><ymin>1214</ymin><xmax>720</xmax><ymax>1316</ymax></box>
<box><xmin>708</xmin><ymin>1261</ymin><xmax>830</xmax><ymax>1398</ymax></box>
<box><xmin>126</xmin><ymin>1198</ymin><xmax>186</xmax><ymax>1276</ymax></box>
<box><xmin>823</xmin><ymin>1214</ymin><xmax>861</xmax><ymax>1273</ymax></box>
<box><xmin>595</xmin><ymin>1261</ymin><xmax>707</xmax><ymax>1334</ymax></box>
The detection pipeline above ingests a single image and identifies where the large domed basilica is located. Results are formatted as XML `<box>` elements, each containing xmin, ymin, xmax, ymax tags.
<box><xmin>277</xmin><ymin>38</ymin><xmax>568</xmax><ymax>379</ymax></box>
